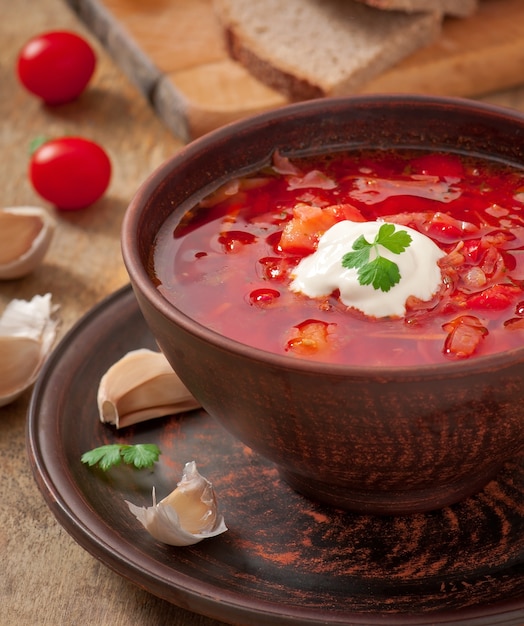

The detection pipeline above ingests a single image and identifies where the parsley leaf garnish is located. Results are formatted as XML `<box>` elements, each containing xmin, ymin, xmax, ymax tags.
<box><xmin>341</xmin><ymin>223</ymin><xmax>412</xmax><ymax>292</ymax></box>
<box><xmin>81</xmin><ymin>443</ymin><xmax>161</xmax><ymax>471</ymax></box>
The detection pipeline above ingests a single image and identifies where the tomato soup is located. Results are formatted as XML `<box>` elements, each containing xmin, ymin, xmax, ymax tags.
<box><xmin>151</xmin><ymin>149</ymin><xmax>524</xmax><ymax>366</ymax></box>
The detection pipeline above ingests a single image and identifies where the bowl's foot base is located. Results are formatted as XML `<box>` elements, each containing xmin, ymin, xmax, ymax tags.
<box><xmin>278</xmin><ymin>467</ymin><xmax>502</xmax><ymax>516</ymax></box>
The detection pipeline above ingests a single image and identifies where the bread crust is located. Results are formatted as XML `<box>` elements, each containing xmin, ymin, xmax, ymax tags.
<box><xmin>223</xmin><ymin>27</ymin><xmax>324</xmax><ymax>101</ymax></box>
<box><xmin>354</xmin><ymin>0</ymin><xmax>478</xmax><ymax>17</ymax></box>
<box><xmin>214</xmin><ymin>0</ymin><xmax>442</xmax><ymax>100</ymax></box>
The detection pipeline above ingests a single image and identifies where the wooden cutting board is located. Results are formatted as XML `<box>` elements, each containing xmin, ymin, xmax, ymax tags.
<box><xmin>67</xmin><ymin>0</ymin><xmax>524</xmax><ymax>141</ymax></box>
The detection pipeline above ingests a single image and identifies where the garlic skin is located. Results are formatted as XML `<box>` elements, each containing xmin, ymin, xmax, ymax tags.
<box><xmin>0</xmin><ymin>293</ymin><xmax>60</xmax><ymax>407</ymax></box>
<box><xmin>0</xmin><ymin>206</ymin><xmax>55</xmax><ymax>279</ymax></box>
<box><xmin>126</xmin><ymin>461</ymin><xmax>228</xmax><ymax>546</ymax></box>
<box><xmin>97</xmin><ymin>348</ymin><xmax>201</xmax><ymax>428</ymax></box>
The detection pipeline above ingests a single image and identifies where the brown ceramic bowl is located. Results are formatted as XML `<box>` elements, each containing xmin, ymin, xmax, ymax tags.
<box><xmin>122</xmin><ymin>95</ymin><xmax>524</xmax><ymax>515</ymax></box>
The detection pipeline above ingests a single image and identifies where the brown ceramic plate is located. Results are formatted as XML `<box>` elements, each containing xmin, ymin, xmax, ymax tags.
<box><xmin>27</xmin><ymin>284</ymin><xmax>524</xmax><ymax>626</ymax></box>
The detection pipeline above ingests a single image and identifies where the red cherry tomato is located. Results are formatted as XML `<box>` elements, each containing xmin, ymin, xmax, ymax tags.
<box><xmin>17</xmin><ymin>31</ymin><xmax>96</xmax><ymax>105</ymax></box>
<box><xmin>29</xmin><ymin>137</ymin><xmax>111</xmax><ymax>210</ymax></box>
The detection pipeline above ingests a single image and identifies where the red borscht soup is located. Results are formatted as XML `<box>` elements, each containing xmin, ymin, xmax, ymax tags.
<box><xmin>152</xmin><ymin>149</ymin><xmax>524</xmax><ymax>366</ymax></box>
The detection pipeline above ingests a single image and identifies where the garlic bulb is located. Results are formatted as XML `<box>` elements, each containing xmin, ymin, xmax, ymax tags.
<box><xmin>97</xmin><ymin>348</ymin><xmax>201</xmax><ymax>428</ymax></box>
<box><xmin>0</xmin><ymin>206</ymin><xmax>55</xmax><ymax>279</ymax></box>
<box><xmin>0</xmin><ymin>293</ymin><xmax>60</xmax><ymax>407</ymax></box>
<box><xmin>126</xmin><ymin>461</ymin><xmax>228</xmax><ymax>546</ymax></box>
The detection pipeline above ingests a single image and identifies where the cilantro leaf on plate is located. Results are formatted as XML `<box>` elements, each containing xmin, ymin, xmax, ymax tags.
<box><xmin>81</xmin><ymin>443</ymin><xmax>161</xmax><ymax>471</ymax></box>
<box><xmin>120</xmin><ymin>443</ymin><xmax>161</xmax><ymax>469</ymax></box>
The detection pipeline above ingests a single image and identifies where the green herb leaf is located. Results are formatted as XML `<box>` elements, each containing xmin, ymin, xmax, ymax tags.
<box><xmin>81</xmin><ymin>443</ymin><xmax>161</xmax><ymax>471</ymax></box>
<box><xmin>28</xmin><ymin>135</ymin><xmax>49</xmax><ymax>155</ymax></box>
<box><xmin>358</xmin><ymin>256</ymin><xmax>401</xmax><ymax>292</ymax></box>
<box><xmin>120</xmin><ymin>443</ymin><xmax>162</xmax><ymax>469</ymax></box>
<box><xmin>81</xmin><ymin>444</ymin><xmax>123</xmax><ymax>471</ymax></box>
<box><xmin>374</xmin><ymin>222</ymin><xmax>412</xmax><ymax>254</ymax></box>
<box><xmin>341</xmin><ymin>236</ymin><xmax>370</xmax><ymax>269</ymax></box>
<box><xmin>341</xmin><ymin>223</ymin><xmax>412</xmax><ymax>292</ymax></box>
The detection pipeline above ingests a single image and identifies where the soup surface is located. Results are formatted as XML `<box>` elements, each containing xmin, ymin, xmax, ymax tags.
<box><xmin>152</xmin><ymin>149</ymin><xmax>524</xmax><ymax>366</ymax></box>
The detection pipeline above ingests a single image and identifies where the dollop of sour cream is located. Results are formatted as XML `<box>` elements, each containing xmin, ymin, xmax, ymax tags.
<box><xmin>290</xmin><ymin>220</ymin><xmax>445</xmax><ymax>318</ymax></box>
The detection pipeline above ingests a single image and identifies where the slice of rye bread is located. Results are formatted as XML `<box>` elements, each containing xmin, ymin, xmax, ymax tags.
<box><xmin>354</xmin><ymin>0</ymin><xmax>478</xmax><ymax>17</ymax></box>
<box><xmin>213</xmin><ymin>0</ymin><xmax>443</xmax><ymax>100</ymax></box>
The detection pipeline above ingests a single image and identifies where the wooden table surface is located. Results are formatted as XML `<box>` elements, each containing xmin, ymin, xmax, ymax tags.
<box><xmin>1</xmin><ymin>1</ymin><xmax>524</xmax><ymax>625</ymax></box>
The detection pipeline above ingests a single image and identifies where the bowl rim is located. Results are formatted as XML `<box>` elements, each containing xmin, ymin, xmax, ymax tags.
<box><xmin>122</xmin><ymin>93</ymin><xmax>524</xmax><ymax>380</ymax></box>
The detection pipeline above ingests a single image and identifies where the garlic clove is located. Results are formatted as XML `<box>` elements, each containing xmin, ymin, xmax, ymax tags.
<box><xmin>0</xmin><ymin>336</ymin><xmax>42</xmax><ymax>406</ymax></box>
<box><xmin>0</xmin><ymin>293</ymin><xmax>60</xmax><ymax>406</ymax></box>
<box><xmin>126</xmin><ymin>461</ymin><xmax>227</xmax><ymax>546</ymax></box>
<box><xmin>0</xmin><ymin>206</ymin><xmax>55</xmax><ymax>279</ymax></box>
<box><xmin>97</xmin><ymin>348</ymin><xmax>201</xmax><ymax>429</ymax></box>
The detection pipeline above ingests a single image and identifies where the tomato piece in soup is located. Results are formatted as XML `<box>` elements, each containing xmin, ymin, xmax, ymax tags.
<box><xmin>286</xmin><ymin>319</ymin><xmax>335</xmax><ymax>356</ymax></box>
<box><xmin>466</xmin><ymin>284</ymin><xmax>521</xmax><ymax>311</ymax></box>
<box><xmin>279</xmin><ymin>202</ymin><xmax>364</xmax><ymax>253</ymax></box>
<box><xmin>442</xmin><ymin>315</ymin><xmax>488</xmax><ymax>359</ymax></box>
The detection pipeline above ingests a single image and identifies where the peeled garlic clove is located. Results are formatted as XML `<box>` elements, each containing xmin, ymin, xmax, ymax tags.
<box><xmin>126</xmin><ymin>461</ymin><xmax>227</xmax><ymax>546</ymax></box>
<box><xmin>0</xmin><ymin>206</ymin><xmax>55</xmax><ymax>279</ymax></box>
<box><xmin>97</xmin><ymin>348</ymin><xmax>201</xmax><ymax>429</ymax></box>
<box><xmin>0</xmin><ymin>293</ymin><xmax>60</xmax><ymax>406</ymax></box>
